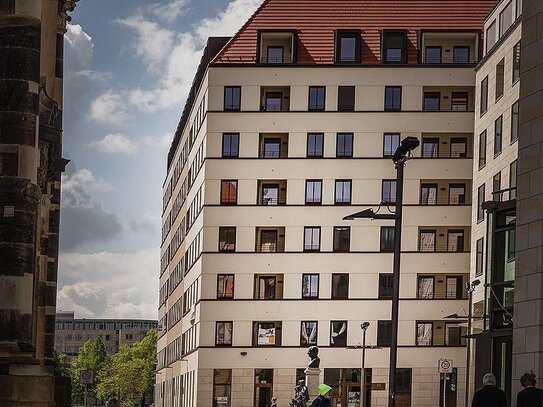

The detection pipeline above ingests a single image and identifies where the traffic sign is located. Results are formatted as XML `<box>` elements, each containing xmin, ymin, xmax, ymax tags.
<box><xmin>80</xmin><ymin>370</ymin><xmax>94</xmax><ymax>384</ymax></box>
<box><xmin>438</xmin><ymin>359</ymin><xmax>453</xmax><ymax>374</ymax></box>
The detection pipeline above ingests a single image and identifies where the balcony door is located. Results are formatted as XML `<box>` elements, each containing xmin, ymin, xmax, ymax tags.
<box><xmin>266</xmin><ymin>46</ymin><xmax>284</xmax><ymax>63</ymax></box>
<box><xmin>446</xmin><ymin>276</ymin><xmax>463</xmax><ymax>299</ymax></box>
<box><xmin>450</xmin><ymin>137</ymin><xmax>468</xmax><ymax>157</ymax></box>
<box><xmin>263</xmin><ymin>138</ymin><xmax>281</xmax><ymax>158</ymax></box>
<box><xmin>265</xmin><ymin>92</ymin><xmax>282</xmax><ymax>111</ymax></box>
<box><xmin>261</xmin><ymin>184</ymin><xmax>279</xmax><ymax>205</ymax></box>
<box><xmin>422</xmin><ymin>138</ymin><xmax>439</xmax><ymax>158</ymax></box>
<box><xmin>260</xmin><ymin>230</ymin><xmax>278</xmax><ymax>252</ymax></box>
<box><xmin>447</xmin><ymin>230</ymin><xmax>464</xmax><ymax>252</ymax></box>
<box><xmin>449</xmin><ymin>184</ymin><xmax>466</xmax><ymax>204</ymax></box>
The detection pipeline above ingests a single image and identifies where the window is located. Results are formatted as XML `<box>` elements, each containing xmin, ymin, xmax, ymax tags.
<box><xmin>479</xmin><ymin>130</ymin><xmax>487</xmax><ymax>169</ymax></box>
<box><xmin>382</xmin><ymin>180</ymin><xmax>397</xmax><ymax>204</ymax></box>
<box><xmin>517</xmin><ymin>0</ymin><xmax>523</xmax><ymax>17</ymax></box>
<box><xmin>304</xmin><ymin>227</ymin><xmax>321</xmax><ymax>252</ymax></box>
<box><xmin>377</xmin><ymin>320</ymin><xmax>392</xmax><ymax>347</ymax></box>
<box><xmin>422</xmin><ymin>137</ymin><xmax>439</xmax><ymax>158</ymax></box>
<box><xmin>449</xmin><ymin>183</ymin><xmax>466</xmax><ymax>204</ymax></box>
<box><xmin>264</xmin><ymin>92</ymin><xmax>282</xmax><ymax>111</ymax></box>
<box><xmin>384</xmin><ymin>86</ymin><xmax>402</xmax><ymax>111</ymax></box>
<box><xmin>331</xmin><ymin>274</ymin><xmax>349</xmax><ymax>299</ymax></box>
<box><xmin>510</xmin><ymin>160</ymin><xmax>517</xmax><ymax>199</ymax></box>
<box><xmin>219</xmin><ymin>227</ymin><xmax>236</xmax><ymax>252</ymax></box>
<box><xmin>423</xmin><ymin>92</ymin><xmax>441</xmax><ymax>111</ymax></box>
<box><xmin>511</xmin><ymin>101</ymin><xmax>519</xmax><ymax>143</ymax></box>
<box><xmin>453</xmin><ymin>46</ymin><xmax>470</xmax><ymax>64</ymax></box>
<box><xmin>224</xmin><ymin>87</ymin><xmax>241</xmax><ymax>111</ymax></box>
<box><xmin>494</xmin><ymin>115</ymin><xmax>503</xmax><ymax>156</ymax></box>
<box><xmin>256</xmin><ymin>276</ymin><xmax>277</xmax><ymax>299</ymax></box>
<box><xmin>425</xmin><ymin>46</ymin><xmax>441</xmax><ymax>63</ymax></box>
<box><xmin>446</xmin><ymin>276</ymin><xmax>463</xmax><ymax>299</ymax></box>
<box><xmin>262</xmin><ymin>138</ymin><xmax>281</xmax><ymax>158</ymax></box>
<box><xmin>420</xmin><ymin>184</ymin><xmax>438</xmax><ymax>205</ymax></box>
<box><xmin>416</xmin><ymin>322</ymin><xmax>433</xmax><ymax>346</ymax></box>
<box><xmin>380</xmin><ymin>226</ymin><xmax>395</xmax><ymax>252</ymax></box>
<box><xmin>480</xmin><ymin>76</ymin><xmax>488</xmax><ymax>115</ymax></box>
<box><xmin>499</xmin><ymin>1</ymin><xmax>513</xmax><ymax>36</ymax></box>
<box><xmin>476</xmin><ymin>238</ymin><xmax>484</xmax><ymax>276</ymax></box>
<box><xmin>260</xmin><ymin>184</ymin><xmax>279</xmax><ymax>205</ymax></box>
<box><xmin>302</xmin><ymin>274</ymin><xmax>319</xmax><ymax>299</ymax></box>
<box><xmin>513</xmin><ymin>41</ymin><xmax>521</xmax><ymax>83</ymax></box>
<box><xmin>333</xmin><ymin>227</ymin><xmax>350</xmax><ymax>252</ymax></box>
<box><xmin>254</xmin><ymin>322</ymin><xmax>281</xmax><ymax>346</ymax></box>
<box><xmin>447</xmin><ymin>230</ymin><xmax>465</xmax><ymax>252</ymax></box>
<box><xmin>216</xmin><ymin>322</ymin><xmax>233</xmax><ymax>346</ymax></box>
<box><xmin>338</xmin><ymin>86</ymin><xmax>355</xmax><ymax>111</ymax></box>
<box><xmin>336</xmin><ymin>133</ymin><xmax>353</xmax><ymax>157</ymax></box>
<box><xmin>451</xmin><ymin>92</ymin><xmax>469</xmax><ymax>111</ymax></box>
<box><xmin>305</xmin><ymin>180</ymin><xmax>322</xmax><ymax>204</ymax></box>
<box><xmin>222</xmin><ymin>133</ymin><xmax>239</xmax><ymax>158</ymax></box>
<box><xmin>336</xmin><ymin>31</ymin><xmax>359</xmax><ymax>63</ymax></box>
<box><xmin>493</xmin><ymin>172</ymin><xmax>502</xmax><ymax>197</ymax></box>
<box><xmin>378</xmin><ymin>274</ymin><xmax>393</xmax><ymax>299</ymax></box>
<box><xmin>214</xmin><ymin>369</ymin><xmax>232</xmax><ymax>407</ymax></box>
<box><xmin>446</xmin><ymin>324</ymin><xmax>466</xmax><ymax>346</ymax></box>
<box><xmin>496</xmin><ymin>59</ymin><xmax>505</xmax><ymax>100</ymax></box>
<box><xmin>450</xmin><ymin>137</ymin><xmax>468</xmax><ymax>158</ymax></box>
<box><xmin>309</xmin><ymin>86</ymin><xmax>326</xmax><ymax>111</ymax></box>
<box><xmin>417</xmin><ymin>276</ymin><xmax>435</xmax><ymax>299</ymax></box>
<box><xmin>419</xmin><ymin>230</ymin><xmax>436</xmax><ymax>252</ymax></box>
<box><xmin>330</xmin><ymin>321</ymin><xmax>347</xmax><ymax>347</ymax></box>
<box><xmin>307</xmin><ymin>133</ymin><xmax>324</xmax><ymax>157</ymax></box>
<box><xmin>335</xmin><ymin>180</ymin><xmax>352</xmax><ymax>204</ymax></box>
<box><xmin>301</xmin><ymin>321</ymin><xmax>318</xmax><ymax>346</ymax></box>
<box><xmin>486</xmin><ymin>20</ymin><xmax>497</xmax><ymax>52</ymax></box>
<box><xmin>259</xmin><ymin>230</ymin><xmax>278</xmax><ymax>252</ymax></box>
<box><xmin>217</xmin><ymin>274</ymin><xmax>234</xmax><ymax>299</ymax></box>
<box><xmin>267</xmin><ymin>46</ymin><xmax>284</xmax><ymax>63</ymax></box>
<box><xmin>477</xmin><ymin>184</ymin><xmax>485</xmax><ymax>222</ymax></box>
<box><xmin>221</xmin><ymin>180</ymin><xmax>237</xmax><ymax>205</ymax></box>
<box><xmin>382</xmin><ymin>31</ymin><xmax>406</xmax><ymax>63</ymax></box>
<box><xmin>383</xmin><ymin>133</ymin><xmax>400</xmax><ymax>157</ymax></box>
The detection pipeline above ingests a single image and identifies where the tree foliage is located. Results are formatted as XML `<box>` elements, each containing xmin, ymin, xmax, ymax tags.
<box><xmin>70</xmin><ymin>337</ymin><xmax>108</xmax><ymax>405</ymax></box>
<box><xmin>53</xmin><ymin>350</ymin><xmax>71</xmax><ymax>377</ymax></box>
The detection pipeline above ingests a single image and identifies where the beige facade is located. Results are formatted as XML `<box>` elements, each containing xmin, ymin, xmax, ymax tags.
<box><xmin>157</xmin><ymin>29</ymin><xmax>486</xmax><ymax>406</ymax></box>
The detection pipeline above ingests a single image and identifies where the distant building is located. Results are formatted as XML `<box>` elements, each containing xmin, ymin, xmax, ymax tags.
<box><xmin>55</xmin><ymin>311</ymin><xmax>158</xmax><ymax>356</ymax></box>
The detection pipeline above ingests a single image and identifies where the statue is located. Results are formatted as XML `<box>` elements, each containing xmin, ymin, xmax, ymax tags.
<box><xmin>289</xmin><ymin>380</ymin><xmax>309</xmax><ymax>407</ymax></box>
<box><xmin>307</xmin><ymin>346</ymin><xmax>320</xmax><ymax>368</ymax></box>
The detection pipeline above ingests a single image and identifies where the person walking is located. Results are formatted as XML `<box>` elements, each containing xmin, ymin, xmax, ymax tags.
<box><xmin>471</xmin><ymin>373</ymin><xmax>507</xmax><ymax>407</ymax></box>
<box><xmin>517</xmin><ymin>372</ymin><xmax>543</xmax><ymax>407</ymax></box>
<box><xmin>311</xmin><ymin>384</ymin><xmax>333</xmax><ymax>407</ymax></box>
<box><xmin>271</xmin><ymin>396</ymin><xmax>278</xmax><ymax>407</ymax></box>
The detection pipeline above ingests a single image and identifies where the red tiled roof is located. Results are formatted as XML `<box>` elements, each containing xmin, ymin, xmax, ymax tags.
<box><xmin>213</xmin><ymin>0</ymin><xmax>497</xmax><ymax>64</ymax></box>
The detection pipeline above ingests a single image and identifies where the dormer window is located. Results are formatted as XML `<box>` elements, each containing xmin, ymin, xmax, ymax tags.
<box><xmin>259</xmin><ymin>31</ymin><xmax>296</xmax><ymax>64</ymax></box>
<box><xmin>336</xmin><ymin>31</ymin><xmax>360</xmax><ymax>63</ymax></box>
<box><xmin>382</xmin><ymin>30</ymin><xmax>407</xmax><ymax>63</ymax></box>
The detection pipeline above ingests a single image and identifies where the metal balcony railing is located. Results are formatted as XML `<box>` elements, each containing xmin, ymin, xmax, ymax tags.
<box><xmin>258</xmin><ymin>149</ymin><xmax>289</xmax><ymax>159</ymax></box>
<box><xmin>423</xmin><ymin>55</ymin><xmax>478</xmax><ymax>64</ymax></box>
<box><xmin>257</xmin><ymin>197</ymin><xmax>287</xmax><ymax>205</ymax></box>
<box><xmin>492</xmin><ymin>187</ymin><xmax>517</xmax><ymax>201</ymax></box>
<box><xmin>259</xmin><ymin>55</ymin><xmax>293</xmax><ymax>64</ymax></box>
<box><xmin>419</xmin><ymin>197</ymin><xmax>470</xmax><ymax>205</ymax></box>
<box><xmin>256</xmin><ymin>243</ymin><xmax>285</xmax><ymax>253</ymax></box>
<box><xmin>422</xmin><ymin>101</ymin><xmax>475</xmax><ymax>112</ymax></box>
<box><xmin>420</xmin><ymin>150</ymin><xmax>473</xmax><ymax>159</ymax></box>
<box><xmin>418</xmin><ymin>245</ymin><xmax>469</xmax><ymax>253</ymax></box>
<box><xmin>417</xmin><ymin>292</ymin><xmax>468</xmax><ymax>300</ymax></box>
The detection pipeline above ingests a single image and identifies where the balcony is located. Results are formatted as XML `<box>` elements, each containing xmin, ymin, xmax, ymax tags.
<box><xmin>421</xmin><ymin>31</ymin><xmax>479</xmax><ymax>64</ymax></box>
<box><xmin>422</xmin><ymin>87</ymin><xmax>475</xmax><ymax>112</ymax></box>
<box><xmin>416</xmin><ymin>321</ymin><xmax>467</xmax><ymax>346</ymax></box>
<box><xmin>418</xmin><ymin>227</ymin><xmax>471</xmax><ymax>253</ymax></box>
<box><xmin>255</xmin><ymin>227</ymin><xmax>285</xmax><ymax>253</ymax></box>
<box><xmin>254</xmin><ymin>274</ymin><xmax>284</xmax><ymax>300</ymax></box>
<box><xmin>258</xmin><ymin>31</ymin><xmax>296</xmax><ymax>64</ymax></box>
<box><xmin>419</xmin><ymin>180</ymin><xmax>472</xmax><ymax>205</ymax></box>
<box><xmin>419</xmin><ymin>134</ymin><xmax>473</xmax><ymax>159</ymax></box>
<box><xmin>257</xmin><ymin>180</ymin><xmax>287</xmax><ymax>205</ymax></box>
<box><xmin>260</xmin><ymin>87</ymin><xmax>290</xmax><ymax>112</ymax></box>
<box><xmin>416</xmin><ymin>274</ymin><xmax>470</xmax><ymax>300</ymax></box>
<box><xmin>258</xmin><ymin>133</ymin><xmax>289</xmax><ymax>158</ymax></box>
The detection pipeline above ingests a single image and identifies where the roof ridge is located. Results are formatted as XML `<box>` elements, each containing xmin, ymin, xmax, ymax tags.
<box><xmin>212</xmin><ymin>0</ymin><xmax>270</xmax><ymax>63</ymax></box>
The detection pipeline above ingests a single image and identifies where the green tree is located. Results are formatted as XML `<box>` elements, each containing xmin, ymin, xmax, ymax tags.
<box><xmin>53</xmin><ymin>350</ymin><xmax>71</xmax><ymax>377</ymax></box>
<box><xmin>71</xmin><ymin>337</ymin><xmax>108</xmax><ymax>406</ymax></box>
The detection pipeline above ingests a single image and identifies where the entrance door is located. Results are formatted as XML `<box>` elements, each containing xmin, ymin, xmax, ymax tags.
<box><xmin>254</xmin><ymin>369</ymin><xmax>273</xmax><ymax>407</ymax></box>
<box><xmin>439</xmin><ymin>368</ymin><xmax>458</xmax><ymax>407</ymax></box>
<box><xmin>395</xmin><ymin>369</ymin><xmax>412</xmax><ymax>407</ymax></box>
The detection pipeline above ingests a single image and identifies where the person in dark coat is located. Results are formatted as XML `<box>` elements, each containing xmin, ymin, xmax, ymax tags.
<box><xmin>471</xmin><ymin>373</ymin><xmax>507</xmax><ymax>407</ymax></box>
<box><xmin>311</xmin><ymin>384</ymin><xmax>332</xmax><ymax>407</ymax></box>
<box><xmin>517</xmin><ymin>371</ymin><xmax>543</xmax><ymax>407</ymax></box>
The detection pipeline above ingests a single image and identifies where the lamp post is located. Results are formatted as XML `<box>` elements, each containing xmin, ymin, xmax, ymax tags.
<box><xmin>361</xmin><ymin>322</ymin><xmax>370</xmax><ymax>407</ymax></box>
<box><xmin>344</xmin><ymin>136</ymin><xmax>419</xmax><ymax>407</ymax></box>
<box><xmin>465</xmin><ymin>279</ymin><xmax>480</xmax><ymax>407</ymax></box>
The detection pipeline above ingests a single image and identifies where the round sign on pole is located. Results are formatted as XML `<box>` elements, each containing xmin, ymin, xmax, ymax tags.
<box><xmin>438</xmin><ymin>359</ymin><xmax>453</xmax><ymax>374</ymax></box>
<box><xmin>80</xmin><ymin>370</ymin><xmax>94</xmax><ymax>385</ymax></box>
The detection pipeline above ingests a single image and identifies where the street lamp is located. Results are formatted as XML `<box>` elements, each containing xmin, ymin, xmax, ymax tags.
<box><xmin>465</xmin><ymin>279</ymin><xmax>480</xmax><ymax>407</ymax></box>
<box><xmin>344</xmin><ymin>136</ymin><xmax>419</xmax><ymax>407</ymax></box>
<box><xmin>361</xmin><ymin>322</ymin><xmax>370</xmax><ymax>407</ymax></box>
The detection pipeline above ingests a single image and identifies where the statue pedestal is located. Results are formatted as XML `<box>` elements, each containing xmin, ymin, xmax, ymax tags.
<box><xmin>305</xmin><ymin>367</ymin><xmax>321</xmax><ymax>401</ymax></box>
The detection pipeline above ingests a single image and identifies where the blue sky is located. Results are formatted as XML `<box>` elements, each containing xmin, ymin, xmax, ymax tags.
<box><xmin>58</xmin><ymin>0</ymin><xmax>262</xmax><ymax>319</ymax></box>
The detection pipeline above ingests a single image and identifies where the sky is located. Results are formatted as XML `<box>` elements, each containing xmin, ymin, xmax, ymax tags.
<box><xmin>58</xmin><ymin>0</ymin><xmax>263</xmax><ymax>319</ymax></box>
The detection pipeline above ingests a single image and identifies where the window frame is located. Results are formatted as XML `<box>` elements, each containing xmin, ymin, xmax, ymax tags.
<box><xmin>377</xmin><ymin>320</ymin><xmax>392</xmax><ymax>347</ymax></box>
<box><xmin>330</xmin><ymin>321</ymin><xmax>348</xmax><ymax>347</ymax></box>
<box><xmin>215</xmin><ymin>321</ymin><xmax>233</xmax><ymax>346</ymax></box>
<box><xmin>218</xmin><ymin>226</ymin><xmax>236</xmax><ymax>252</ymax></box>
<box><xmin>304</xmin><ymin>226</ymin><xmax>321</xmax><ymax>252</ymax></box>
<box><xmin>217</xmin><ymin>274</ymin><xmax>235</xmax><ymax>299</ymax></box>
<box><xmin>220</xmin><ymin>180</ymin><xmax>238</xmax><ymax>205</ymax></box>
<box><xmin>331</xmin><ymin>273</ymin><xmax>349</xmax><ymax>300</ymax></box>
<box><xmin>384</xmin><ymin>86</ymin><xmax>402</xmax><ymax>111</ymax></box>
<box><xmin>305</xmin><ymin>179</ymin><xmax>323</xmax><ymax>205</ymax></box>
<box><xmin>477</xmin><ymin>184</ymin><xmax>485</xmax><ymax>223</ymax></box>
<box><xmin>424</xmin><ymin>46</ymin><xmax>442</xmax><ymax>64</ymax></box>
<box><xmin>300</xmin><ymin>321</ymin><xmax>318</xmax><ymax>346</ymax></box>
<box><xmin>416</xmin><ymin>321</ymin><xmax>434</xmax><ymax>346</ymax></box>
<box><xmin>378</xmin><ymin>274</ymin><xmax>394</xmax><ymax>300</ymax></box>
<box><xmin>337</xmin><ymin>86</ymin><xmax>356</xmax><ymax>111</ymax></box>
<box><xmin>382</xmin><ymin>179</ymin><xmax>397</xmax><ymax>204</ymax></box>
<box><xmin>336</xmin><ymin>132</ymin><xmax>354</xmax><ymax>157</ymax></box>
<box><xmin>479</xmin><ymin>130</ymin><xmax>487</xmax><ymax>169</ymax></box>
<box><xmin>383</xmin><ymin>133</ymin><xmax>400</xmax><ymax>157</ymax></box>
<box><xmin>480</xmin><ymin>76</ymin><xmax>489</xmax><ymax>116</ymax></box>
<box><xmin>302</xmin><ymin>273</ymin><xmax>320</xmax><ymax>299</ymax></box>
<box><xmin>333</xmin><ymin>226</ymin><xmax>351</xmax><ymax>252</ymax></box>
<box><xmin>496</xmin><ymin>59</ymin><xmax>505</xmax><ymax>101</ymax></box>
<box><xmin>308</xmin><ymin>86</ymin><xmax>326</xmax><ymax>111</ymax></box>
<box><xmin>307</xmin><ymin>132</ymin><xmax>324</xmax><ymax>157</ymax></box>
<box><xmin>380</xmin><ymin>226</ymin><xmax>395</xmax><ymax>252</ymax></box>
<box><xmin>511</xmin><ymin>101</ymin><xmax>519</xmax><ymax>144</ymax></box>
<box><xmin>334</xmin><ymin>179</ymin><xmax>352</xmax><ymax>205</ymax></box>
<box><xmin>336</xmin><ymin>30</ymin><xmax>360</xmax><ymax>64</ymax></box>
<box><xmin>224</xmin><ymin>86</ymin><xmax>241</xmax><ymax>111</ymax></box>
<box><xmin>222</xmin><ymin>133</ymin><xmax>240</xmax><ymax>158</ymax></box>
<box><xmin>512</xmin><ymin>41</ymin><xmax>521</xmax><ymax>84</ymax></box>
<box><xmin>382</xmin><ymin>30</ymin><xmax>407</xmax><ymax>64</ymax></box>
<box><xmin>453</xmin><ymin>46</ymin><xmax>470</xmax><ymax>64</ymax></box>
<box><xmin>494</xmin><ymin>115</ymin><xmax>503</xmax><ymax>157</ymax></box>
<box><xmin>266</xmin><ymin>45</ymin><xmax>284</xmax><ymax>64</ymax></box>
<box><xmin>423</xmin><ymin>92</ymin><xmax>441</xmax><ymax>112</ymax></box>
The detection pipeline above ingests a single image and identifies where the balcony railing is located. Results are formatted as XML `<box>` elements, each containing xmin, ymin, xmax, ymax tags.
<box><xmin>417</xmin><ymin>292</ymin><xmax>468</xmax><ymax>300</ymax></box>
<box><xmin>420</xmin><ymin>150</ymin><xmax>473</xmax><ymax>159</ymax></box>
<box><xmin>419</xmin><ymin>197</ymin><xmax>470</xmax><ymax>205</ymax></box>
<box><xmin>423</xmin><ymin>55</ymin><xmax>478</xmax><ymax>64</ymax></box>
<box><xmin>256</xmin><ymin>243</ymin><xmax>285</xmax><ymax>253</ymax></box>
<box><xmin>423</xmin><ymin>101</ymin><xmax>474</xmax><ymax>112</ymax></box>
<box><xmin>258</xmin><ymin>149</ymin><xmax>289</xmax><ymax>159</ymax></box>
<box><xmin>257</xmin><ymin>197</ymin><xmax>287</xmax><ymax>205</ymax></box>
<box><xmin>492</xmin><ymin>187</ymin><xmax>517</xmax><ymax>201</ymax></box>
<box><xmin>260</xmin><ymin>55</ymin><xmax>293</xmax><ymax>64</ymax></box>
<box><xmin>418</xmin><ymin>245</ymin><xmax>469</xmax><ymax>253</ymax></box>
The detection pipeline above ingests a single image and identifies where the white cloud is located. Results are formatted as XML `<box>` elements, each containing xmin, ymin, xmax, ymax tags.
<box><xmin>143</xmin><ymin>132</ymin><xmax>173</xmax><ymax>148</ymax></box>
<box><xmin>89</xmin><ymin>133</ymin><xmax>138</xmax><ymax>155</ymax></box>
<box><xmin>89</xmin><ymin>90</ymin><xmax>129</xmax><ymax>126</ymax></box>
<box><xmin>146</xmin><ymin>0</ymin><xmax>191</xmax><ymax>23</ymax></box>
<box><xmin>57</xmin><ymin>249</ymin><xmax>159</xmax><ymax>319</ymax></box>
<box><xmin>115</xmin><ymin>0</ymin><xmax>261</xmax><ymax>113</ymax></box>
<box><xmin>65</xmin><ymin>24</ymin><xmax>94</xmax><ymax>71</ymax></box>
<box><xmin>62</xmin><ymin>169</ymin><xmax>112</xmax><ymax>209</ymax></box>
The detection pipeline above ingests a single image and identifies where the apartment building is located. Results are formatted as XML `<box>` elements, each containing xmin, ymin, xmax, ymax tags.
<box><xmin>157</xmin><ymin>1</ymin><xmax>496</xmax><ymax>407</ymax></box>
<box><xmin>469</xmin><ymin>0</ymin><xmax>522</xmax><ymax>404</ymax></box>
<box><xmin>54</xmin><ymin>311</ymin><xmax>158</xmax><ymax>357</ymax></box>
<box><xmin>0</xmin><ymin>1</ymin><xmax>76</xmax><ymax>406</ymax></box>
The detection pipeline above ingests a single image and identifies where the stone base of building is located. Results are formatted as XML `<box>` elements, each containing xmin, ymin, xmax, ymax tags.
<box><xmin>0</xmin><ymin>363</ymin><xmax>57</xmax><ymax>407</ymax></box>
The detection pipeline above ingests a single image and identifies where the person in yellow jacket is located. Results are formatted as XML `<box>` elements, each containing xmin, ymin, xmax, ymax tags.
<box><xmin>311</xmin><ymin>384</ymin><xmax>332</xmax><ymax>407</ymax></box>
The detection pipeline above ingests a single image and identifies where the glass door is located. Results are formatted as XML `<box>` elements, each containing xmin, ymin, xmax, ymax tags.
<box><xmin>254</xmin><ymin>369</ymin><xmax>274</xmax><ymax>407</ymax></box>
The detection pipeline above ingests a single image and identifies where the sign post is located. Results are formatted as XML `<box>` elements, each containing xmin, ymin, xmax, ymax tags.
<box><xmin>80</xmin><ymin>370</ymin><xmax>94</xmax><ymax>407</ymax></box>
<box><xmin>438</xmin><ymin>359</ymin><xmax>453</xmax><ymax>407</ymax></box>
